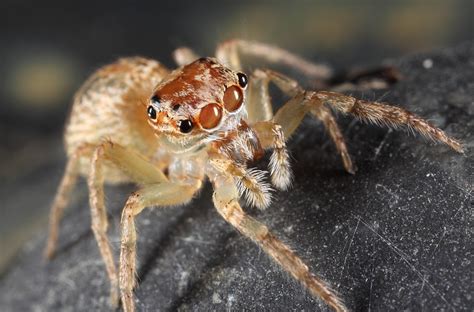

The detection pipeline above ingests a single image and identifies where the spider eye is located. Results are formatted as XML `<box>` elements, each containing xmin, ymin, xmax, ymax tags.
<box><xmin>178</xmin><ymin>119</ymin><xmax>194</xmax><ymax>133</ymax></box>
<box><xmin>223</xmin><ymin>85</ymin><xmax>244</xmax><ymax>112</ymax></box>
<box><xmin>199</xmin><ymin>103</ymin><xmax>223</xmax><ymax>129</ymax></box>
<box><xmin>237</xmin><ymin>72</ymin><xmax>248</xmax><ymax>88</ymax></box>
<box><xmin>147</xmin><ymin>106</ymin><xmax>157</xmax><ymax>120</ymax></box>
<box><xmin>172</xmin><ymin>104</ymin><xmax>181</xmax><ymax>111</ymax></box>
<box><xmin>151</xmin><ymin>95</ymin><xmax>160</xmax><ymax>106</ymax></box>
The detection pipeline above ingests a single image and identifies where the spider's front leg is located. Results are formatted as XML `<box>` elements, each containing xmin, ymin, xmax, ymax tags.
<box><xmin>119</xmin><ymin>182</ymin><xmax>198</xmax><ymax>312</ymax></box>
<box><xmin>87</xmin><ymin>141</ymin><xmax>168</xmax><ymax>307</ymax></box>
<box><xmin>304</xmin><ymin>90</ymin><xmax>464</xmax><ymax>152</ymax></box>
<box><xmin>252</xmin><ymin>70</ymin><xmax>463</xmax><ymax>173</ymax></box>
<box><xmin>248</xmin><ymin>70</ymin><xmax>355</xmax><ymax>173</ymax></box>
<box><xmin>208</xmin><ymin>169</ymin><xmax>347</xmax><ymax>312</ymax></box>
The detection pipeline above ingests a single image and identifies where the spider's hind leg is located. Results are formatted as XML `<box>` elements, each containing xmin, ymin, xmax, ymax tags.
<box><xmin>215</xmin><ymin>39</ymin><xmax>333</xmax><ymax>81</ymax></box>
<box><xmin>172</xmin><ymin>47</ymin><xmax>200</xmax><ymax>66</ymax></box>
<box><xmin>44</xmin><ymin>144</ymin><xmax>91</xmax><ymax>260</ymax></box>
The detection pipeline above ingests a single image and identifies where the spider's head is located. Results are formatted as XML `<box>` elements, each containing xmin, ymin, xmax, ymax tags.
<box><xmin>146</xmin><ymin>57</ymin><xmax>248</xmax><ymax>153</ymax></box>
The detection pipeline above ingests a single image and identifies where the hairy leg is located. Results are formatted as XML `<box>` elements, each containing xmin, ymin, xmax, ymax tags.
<box><xmin>119</xmin><ymin>182</ymin><xmax>197</xmax><ymax>312</ymax></box>
<box><xmin>210</xmin><ymin>173</ymin><xmax>347</xmax><ymax>312</ymax></box>
<box><xmin>265</xmin><ymin>69</ymin><xmax>463</xmax><ymax>152</ymax></box>
<box><xmin>44</xmin><ymin>144</ymin><xmax>92</xmax><ymax>260</ymax></box>
<box><xmin>172</xmin><ymin>47</ymin><xmax>200</xmax><ymax>66</ymax></box>
<box><xmin>312</xmin><ymin>106</ymin><xmax>355</xmax><ymax>174</ymax></box>
<box><xmin>88</xmin><ymin>141</ymin><xmax>168</xmax><ymax>307</ymax></box>
<box><xmin>259</xmin><ymin>69</ymin><xmax>463</xmax><ymax>170</ymax></box>
<box><xmin>215</xmin><ymin>39</ymin><xmax>332</xmax><ymax>80</ymax></box>
<box><xmin>271</xmin><ymin>87</ymin><xmax>463</xmax><ymax>153</ymax></box>
<box><xmin>249</xmin><ymin>69</ymin><xmax>355</xmax><ymax>173</ymax></box>
<box><xmin>307</xmin><ymin>91</ymin><xmax>464</xmax><ymax>152</ymax></box>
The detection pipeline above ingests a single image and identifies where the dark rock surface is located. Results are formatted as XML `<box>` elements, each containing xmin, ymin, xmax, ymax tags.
<box><xmin>0</xmin><ymin>42</ymin><xmax>472</xmax><ymax>312</ymax></box>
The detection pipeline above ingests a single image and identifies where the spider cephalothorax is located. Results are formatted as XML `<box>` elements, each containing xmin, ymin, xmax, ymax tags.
<box><xmin>44</xmin><ymin>40</ymin><xmax>463</xmax><ymax>312</ymax></box>
<box><xmin>146</xmin><ymin>57</ymin><xmax>249</xmax><ymax>152</ymax></box>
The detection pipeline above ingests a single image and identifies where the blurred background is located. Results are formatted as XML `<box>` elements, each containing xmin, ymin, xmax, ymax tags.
<box><xmin>1</xmin><ymin>0</ymin><xmax>473</xmax><ymax>273</ymax></box>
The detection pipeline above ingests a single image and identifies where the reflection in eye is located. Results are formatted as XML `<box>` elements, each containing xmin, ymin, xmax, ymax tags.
<box><xmin>223</xmin><ymin>85</ymin><xmax>243</xmax><ymax>112</ymax></box>
<box><xmin>147</xmin><ymin>106</ymin><xmax>157</xmax><ymax>120</ymax></box>
<box><xmin>237</xmin><ymin>72</ymin><xmax>248</xmax><ymax>88</ymax></box>
<box><xmin>199</xmin><ymin>103</ymin><xmax>223</xmax><ymax>129</ymax></box>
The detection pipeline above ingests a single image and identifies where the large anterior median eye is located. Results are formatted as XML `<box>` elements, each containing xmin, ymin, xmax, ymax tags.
<box><xmin>223</xmin><ymin>85</ymin><xmax>243</xmax><ymax>112</ymax></box>
<box><xmin>199</xmin><ymin>103</ymin><xmax>223</xmax><ymax>129</ymax></box>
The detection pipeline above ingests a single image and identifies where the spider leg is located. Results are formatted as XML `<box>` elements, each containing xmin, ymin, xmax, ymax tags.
<box><xmin>312</xmin><ymin>106</ymin><xmax>355</xmax><ymax>174</ymax></box>
<box><xmin>215</xmin><ymin>39</ymin><xmax>333</xmax><ymax>80</ymax></box>
<box><xmin>307</xmin><ymin>91</ymin><xmax>464</xmax><ymax>153</ymax></box>
<box><xmin>210</xmin><ymin>172</ymin><xmax>347</xmax><ymax>312</ymax></box>
<box><xmin>172</xmin><ymin>46</ymin><xmax>199</xmax><ymax>66</ymax></box>
<box><xmin>44</xmin><ymin>144</ymin><xmax>92</xmax><ymax>260</ymax></box>
<box><xmin>88</xmin><ymin>141</ymin><xmax>168</xmax><ymax>307</ymax></box>
<box><xmin>119</xmin><ymin>182</ymin><xmax>197</xmax><ymax>312</ymax></box>
<box><xmin>246</xmin><ymin>69</ymin><xmax>274</xmax><ymax>123</ymax></box>
<box><xmin>249</xmin><ymin>69</ymin><xmax>355</xmax><ymax>173</ymax></box>
<box><xmin>251</xmin><ymin>121</ymin><xmax>292</xmax><ymax>189</ymax></box>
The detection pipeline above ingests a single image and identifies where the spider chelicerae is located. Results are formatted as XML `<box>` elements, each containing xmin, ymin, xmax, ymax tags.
<box><xmin>43</xmin><ymin>40</ymin><xmax>463</xmax><ymax>312</ymax></box>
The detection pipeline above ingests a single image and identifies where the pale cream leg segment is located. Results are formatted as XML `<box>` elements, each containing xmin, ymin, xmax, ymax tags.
<box><xmin>88</xmin><ymin>141</ymin><xmax>168</xmax><ymax>307</ymax></box>
<box><xmin>44</xmin><ymin>145</ymin><xmax>91</xmax><ymax>260</ymax></box>
<box><xmin>215</xmin><ymin>39</ymin><xmax>333</xmax><ymax>80</ymax></box>
<box><xmin>211</xmin><ymin>174</ymin><xmax>348</xmax><ymax>312</ymax></box>
<box><xmin>119</xmin><ymin>183</ymin><xmax>197</xmax><ymax>312</ymax></box>
<box><xmin>246</xmin><ymin>69</ymin><xmax>274</xmax><ymax>123</ymax></box>
<box><xmin>172</xmin><ymin>47</ymin><xmax>200</xmax><ymax>66</ymax></box>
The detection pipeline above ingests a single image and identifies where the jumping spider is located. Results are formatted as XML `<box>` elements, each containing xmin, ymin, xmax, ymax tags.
<box><xmin>44</xmin><ymin>40</ymin><xmax>463</xmax><ymax>312</ymax></box>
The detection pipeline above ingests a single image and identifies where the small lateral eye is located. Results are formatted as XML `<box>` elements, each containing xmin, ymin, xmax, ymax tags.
<box><xmin>199</xmin><ymin>103</ymin><xmax>223</xmax><ymax>129</ymax></box>
<box><xmin>172</xmin><ymin>104</ymin><xmax>181</xmax><ymax>111</ymax></box>
<box><xmin>223</xmin><ymin>85</ymin><xmax>244</xmax><ymax>112</ymax></box>
<box><xmin>151</xmin><ymin>95</ymin><xmax>160</xmax><ymax>104</ymax></box>
<box><xmin>178</xmin><ymin>119</ymin><xmax>194</xmax><ymax>133</ymax></box>
<box><xmin>237</xmin><ymin>72</ymin><xmax>248</xmax><ymax>88</ymax></box>
<box><xmin>147</xmin><ymin>106</ymin><xmax>157</xmax><ymax>120</ymax></box>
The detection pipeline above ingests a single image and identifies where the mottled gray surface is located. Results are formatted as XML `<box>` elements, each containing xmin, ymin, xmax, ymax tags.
<box><xmin>0</xmin><ymin>42</ymin><xmax>472</xmax><ymax>312</ymax></box>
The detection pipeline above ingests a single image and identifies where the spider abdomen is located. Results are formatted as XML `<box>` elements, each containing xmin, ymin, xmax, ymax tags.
<box><xmin>64</xmin><ymin>57</ymin><xmax>168</xmax><ymax>182</ymax></box>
